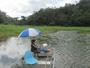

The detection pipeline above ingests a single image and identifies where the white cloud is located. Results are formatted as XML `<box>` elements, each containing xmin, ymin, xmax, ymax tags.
<box><xmin>0</xmin><ymin>0</ymin><xmax>79</xmax><ymax>17</ymax></box>
<box><xmin>0</xmin><ymin>0</ymin><xmax>30</xmax><ymax>17</ymax></box>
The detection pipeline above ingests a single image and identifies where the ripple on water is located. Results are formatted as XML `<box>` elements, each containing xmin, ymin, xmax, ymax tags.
<box><xmin>48</xmin><ymin>31</ymin><xmax>90</xmax><ymax>68</ymax></box>
<box><xmin>0</xmin><ymin>31</ymin><xmax>90</xmax><ymax>68</ymax></box>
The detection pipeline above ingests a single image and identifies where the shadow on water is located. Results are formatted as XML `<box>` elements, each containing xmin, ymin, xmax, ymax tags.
<box><xmin>0</xmin><ymin>31</ymin><xmax>90</xmax><ymax>68</ymax></box>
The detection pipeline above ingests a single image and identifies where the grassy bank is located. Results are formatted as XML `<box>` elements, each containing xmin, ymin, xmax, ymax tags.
<box><xmin>0</xmin><ymin>24</ymin><xmax>90</xmax><ymax>41</ymax></box>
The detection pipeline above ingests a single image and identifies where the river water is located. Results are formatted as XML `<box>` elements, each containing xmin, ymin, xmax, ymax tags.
<box><xmin>0</xmin><ymin>37</ymin><xmax>31</xmax><ymax>68</ymax></box>
<box><xmin>0</xmin><ymin>31</ymin><xmax>90</xmax><ymax>68</ymax></box>
<box><xmin>49</xmin><ymin>31</ymin><xmax>90</xmax><ymax>68</ymax></box>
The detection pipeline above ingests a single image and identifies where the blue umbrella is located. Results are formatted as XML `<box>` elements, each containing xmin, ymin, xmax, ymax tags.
<box><xmin>18</xmin><ymin>28</ymin><xmax>41</xmax><ymax>37</ymax></box>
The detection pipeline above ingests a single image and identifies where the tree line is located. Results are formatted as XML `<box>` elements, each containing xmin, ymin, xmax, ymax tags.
<box><xmin>0</xmin><ymin>0</ymin><xmax>90</xmax><ymax>26</ymax></box>
<box><xmin>26</xmin><ymin>0</ymin><xmax>90</xmax><ymax>26</ymax></box>
<box><xmin>0</xmin><ymin>10</ymin><xmax>18</xmax><ymax>24</ymax></box>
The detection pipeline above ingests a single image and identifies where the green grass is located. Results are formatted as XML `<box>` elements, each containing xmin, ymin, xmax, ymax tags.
<box><xmin>0</xmin><ymin>24</ymin><xmax>90</xmax><ymax>41</ymax></box>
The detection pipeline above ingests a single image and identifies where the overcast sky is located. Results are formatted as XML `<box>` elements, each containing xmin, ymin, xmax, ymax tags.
<box><xmin>0</xmin><ymin>0</ymin><xmax>79</xmax><ymax>18</ymax></box>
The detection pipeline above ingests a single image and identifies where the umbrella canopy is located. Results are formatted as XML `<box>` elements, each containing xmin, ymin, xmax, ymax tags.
<box><xmin>18</xmin><ymin>28</ymin><xmax>41</xmax><ymax>37</ymax></box>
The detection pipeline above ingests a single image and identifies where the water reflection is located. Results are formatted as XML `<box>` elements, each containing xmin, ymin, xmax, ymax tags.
<box><xmin>0</xmin><ymin>31</ymin><xmax>90</xmax><ymax>68</ymax></box>
<box><xmin>0</xmin><ymin>55</ymin><xmax>17</xmax><ymax>63</ymax></box>
<box><xmin>0</xmin><ymin>37</ymin><xmax>31</xmax><ymax>68</ymax></box>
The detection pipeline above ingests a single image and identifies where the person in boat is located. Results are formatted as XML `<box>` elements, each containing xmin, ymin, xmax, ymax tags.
<box><xmin>31</xmin><ymin>39</ymin><xmax>51</xmax><ymax>55</ymax></box>
<box><xmin>31</xmin><ymin>39</ymin><xmax>39</xmax><ymax>54</ymax></box>
<box><xmin>22</xmin><ymin>39</ymin><xmax>38</xmax><ymax>60</ymax></box>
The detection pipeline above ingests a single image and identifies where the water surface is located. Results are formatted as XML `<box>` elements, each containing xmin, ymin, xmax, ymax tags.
<box><xmin>0</xmin><ymin>31</ymin><xmax>90</xmax><ymax>68</ymax></box>
<box><xmin>49</xmin><ymin>31</ymin><xmax>90</xmax><ymax>68</ymax></box>
<box><xmin>0</xmin><ymin>37</ymin><xmax>31</xmax><ymax>68</ymax></box>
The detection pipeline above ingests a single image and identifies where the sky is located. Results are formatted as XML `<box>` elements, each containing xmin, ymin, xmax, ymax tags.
<box><xmin>0</xmin><ymin>0</ymin><xmax>79</xmax><ymax>18</ymax></box>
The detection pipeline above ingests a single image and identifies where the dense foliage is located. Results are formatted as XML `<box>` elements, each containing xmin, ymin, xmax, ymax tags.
<box><xmin>0</xmin><ymin>10</ymin><xmax>17</xmax><ymax>24</ymax></box>
<box><xmin>0</xmin><ymin>0</ymin><xmax>90</xmax><ymax>26</ymax></box>
<box><xmin>26</xmin><ymin>0</ymin><xmax>90</xmax><ymax>26</ymax></box>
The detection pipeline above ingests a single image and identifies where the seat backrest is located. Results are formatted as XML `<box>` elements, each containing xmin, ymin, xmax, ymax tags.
<box><xmin>24</xmin><ymin>50</ymin><xmax>38</xmax><ymax>64</ymax></box>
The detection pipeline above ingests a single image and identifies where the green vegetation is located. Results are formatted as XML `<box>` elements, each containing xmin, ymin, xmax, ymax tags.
<box><xmin>0</xmin><ymin>25</ymin><xmax>90</xmax><ymax>41</ymax></box>
<box><xmin>0</xmin><ymin>0</ymin><xmax>90</xmax><ymax>41</ymax></box>
<box><xmin>25</xmin><ymin>0</ymin><xmax>90</xmax><ymax>26</ymax></box>
<box><xmin>0</xmin><ymin>0</ymin><xmax>90</xmax><ymax>26</ymax></box>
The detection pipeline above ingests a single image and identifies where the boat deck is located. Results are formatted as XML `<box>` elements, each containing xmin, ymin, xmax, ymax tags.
<box><xmin>21</xmin><ymin>64</ymin><xmax>52</xmax><ymax>68</ymax></box>
<box><xmin>11</xmin><ymin>48</ymin><xmax>55</xmax><ymax>68</ymax></box>
<box><xmin>21</xmin><ymin>50</ymin><xmax>54</xmax><ymax>68</ymax></box>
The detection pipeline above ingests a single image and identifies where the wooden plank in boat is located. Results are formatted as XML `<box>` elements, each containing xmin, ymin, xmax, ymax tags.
<box><xmin>37</xmin><ymin>51</ymin><xmax>53</xmax><ymax>57</ymax></box>
<box><xmin>22</xmin><ymin>64</ymin><xmax>51</xmax><ymax>68</ymax></box>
